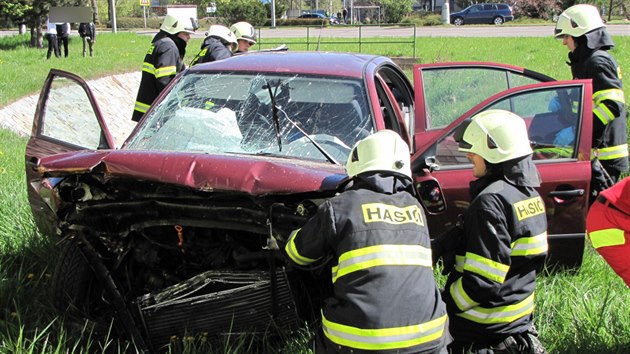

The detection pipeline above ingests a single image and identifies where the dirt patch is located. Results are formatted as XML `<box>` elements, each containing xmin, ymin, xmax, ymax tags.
<box><xmin>0</xmin><ymin>72</ymin><xmax>141</xmax><ymax>147</ymax></box>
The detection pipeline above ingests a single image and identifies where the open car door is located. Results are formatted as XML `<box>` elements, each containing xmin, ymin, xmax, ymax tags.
<box><xmin>412</xmin><ymin>62</ymin><xmax>592</xmax><ymax>269</ymax></box>
<box><xmin>25</xmin><ymin>69</ymin><xmax>115</xmax><ymax>237</ymax></box>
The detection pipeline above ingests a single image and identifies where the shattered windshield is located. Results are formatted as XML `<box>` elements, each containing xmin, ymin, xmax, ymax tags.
<box><xmin>125</xmin><ymin>72</ymin><xmax>374</xmax><ymax>163</ymax></box>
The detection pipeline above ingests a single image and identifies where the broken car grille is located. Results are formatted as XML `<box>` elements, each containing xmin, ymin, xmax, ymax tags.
<box><xmin>136</xmin><ymin>268</ymin><xmax>300</xmax><ymax>349</ymax></box>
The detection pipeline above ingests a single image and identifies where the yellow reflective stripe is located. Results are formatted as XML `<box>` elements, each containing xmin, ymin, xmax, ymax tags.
<box><xmin>155</xmin><ymin>65</ymin><xmax>177</xmax><ymax>78</ymax></box>
<box><xmin>134</xmin><ymin>101</ymin><xmax>150</xmax><ymax>113</ymax></box>
<box><xmin>588</xmin><ymin>228</ymin><xmax>626</xmax><ymax>248</ymax></box>
<box><xmin>284</xmin><ymin>229</ymin><xmax>319</xmax><ymax>266</ymax></box>
<box><xmin>322</xmin><ymin>313</ymin><xmax>447</xmax><ymax>350</ymax></box>
<box><xmin>463</xmin><ymin>252</ymin><xmax>509</xmax><ymax>283</ymax></box>
<box><xmin>331</xmin><ymin>244</ymin><xmax>432</xmax><ymax>283</ymax></box>
<box><xmin>511</xmin><ymin>232</ymin><xmax>548</xmax><ymax>256</ymax></box>
<box><xmin>457</xmin><ymin>292</ymin><xmax>535</xmax><ymax>324</ymax></box>
<box><xmin>594</xmin><ymin>144</ymin><xmax>629</xmax><ymax>160</ymax></box>
<box><xmin>454</xmin><ymin>254</ymin><xmax>465</xmax><ymax>273</ymax></box>
<box><xmin>533</xmin><ymin>147</ymin><xmax>573</xmax><ymax>158</ymax></box>
<box><xmin>593</xmin><ymin>88</ymin><xmax>625</xmax><ymax>105</ymax></box>
<box><xmin>449</xmin><ymin>277</ymin><xmax>480</xmax><ymax>311</ymax></box>
<box><xmin>142</xmin><ymin>62</ymin><xmax>155</xmax><ymax>75</ymax></box>
<box><xmin>593</xmin><ymin>103</ymin><xmax>614</xmax><ymax>125</ymax></box>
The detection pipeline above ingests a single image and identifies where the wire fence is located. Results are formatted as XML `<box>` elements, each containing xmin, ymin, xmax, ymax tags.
<box><xmin>253</xmin><ymin>24</ymin><xmax>417</xmax><ymax>58</ymax></box>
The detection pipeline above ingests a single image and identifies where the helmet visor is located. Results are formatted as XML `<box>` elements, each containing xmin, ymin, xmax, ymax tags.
<box><xmin>454</xmin><ymin>118</ymin><xmax>473</xmax><ymax>150</ymax></box>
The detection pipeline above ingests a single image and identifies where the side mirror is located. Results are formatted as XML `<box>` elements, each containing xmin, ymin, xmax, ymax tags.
<box><xmin>416</xmin><ymin>176</ymin><xmax>446</xmax><ymax>215</ymax></box>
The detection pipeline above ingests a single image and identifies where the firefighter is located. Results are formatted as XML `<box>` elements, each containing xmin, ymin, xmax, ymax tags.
<box><xmin>131</xmin><ymin>14</ymin><xmax>197</xmax><ymax>122</ymax></box>
<box><xmin>586</xmin><ymin>176</ymin><xmax>630</xmax><ymax>287</ymax></box>
<box><xmin>230</xmin><ymin>21</ymin><xmax>257</xmax><ymax>53</ymax></box>
<box><xmin>554</xmin><ymin>4</ymin><xmax>628</xmax><ymax>190</ymax></box>
<box><xmin>443</xmin><ymin>110</ymin><xmax>548</xmax><ymax>354</ymax></box>
<box><xmin>284</xmin><ymin>130</ymin><xmax>449</xmax><ymax>354</ymax></box>
<box><xmin>190</xmin><ymin>25</ymin><xmax>237</xmax><ymax>66</ymax></box>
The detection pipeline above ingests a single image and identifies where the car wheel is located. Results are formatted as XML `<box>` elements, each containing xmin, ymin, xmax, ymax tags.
<box><xmin>493</xmin><ymin>16</ymin><xmax>504</xmax><ymax>25</ymax></box>
<box><xmin>453</xmin><ymin>17</ymin><xmax>464</xmax><ymax>26</ymax></box>
<box><xmin>51</xmin><ymin>239</ymin><xmax>114</xmax><ymax>333</ymax></box>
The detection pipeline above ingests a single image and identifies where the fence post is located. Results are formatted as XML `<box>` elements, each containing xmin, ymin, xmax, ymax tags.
<box><xmin>358</xmin><ymin>25</ymin><xmax>362</xmax><ymax>53</ymax></box>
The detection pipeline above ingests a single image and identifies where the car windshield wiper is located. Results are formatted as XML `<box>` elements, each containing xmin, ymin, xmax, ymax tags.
<box><xmin>264</xmin><ymin>79</ymin><xmax>339</xmax><ymax>165</ymax></box>
<box><xmin>265</xmin><ymin>80</ymin><xmax>283</xmax><ymax>151</ymax></box>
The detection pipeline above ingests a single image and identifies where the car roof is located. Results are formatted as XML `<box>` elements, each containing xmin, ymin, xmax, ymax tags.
<box><xmin>188</xmin><ymin>51</ymin><xmax>391</xmax><ymax>78</ymax></box>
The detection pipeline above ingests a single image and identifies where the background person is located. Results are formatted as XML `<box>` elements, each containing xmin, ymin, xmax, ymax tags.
<box><xmin>586</xmin><ymin>176</ymin><xmax>630</xmax><ymax>287</ymax></box>
<box><xmin>230</xmin><ymin>21</ymin><xmax>257</xmax><ymax>53</ymax></box>
<box><xmin>78</xmin><ymin>22</ymin><xmax>96</xmax><ymax>57</ymax></box>
<box><xmin>56</xmin><ymin>22</ymin><xmax>70</xmax><ymax>57</ymax></box>
<box><xmin>131</xmin><ymin>14</ymin><xmax>197</xmax><ymax>122</ymax></box>
<box><xmin>444</xmin><ymin>110</ymin><xmax>548</xmax><ymax>354</ymax></box>
<box><xmin>190</xmin><ymin>25</ymin><xmax>237</xmax><ymax>66</ymax></box>
<box><xmin>554</xmin><ymin>4</ymin><xmax>628</xmax><ymax>192</ymax></box>
<box><xmin>45</xmin><ymin>19</ymin><xmax>60</xmax><ymax>59</ymax></box>
<box><xmin>284</xmin><ymin>130</ymin><xmax>449</xmax><ymax>354</ymax></box>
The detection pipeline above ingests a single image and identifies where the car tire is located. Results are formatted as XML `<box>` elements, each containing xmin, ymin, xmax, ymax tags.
<box><xmin>51</xmin><ymin>239</ymin><xmax>113</xmax><ymax>333</ymax></box>
<box><xmin>453</xmin><ymin>17</ymin><xmax>464</xmax><ymax>26</ymax></box>
<box><xmin>493</xmin><ymin>16</ymin><xmax>504</xmax><ymax>25</ymax></box>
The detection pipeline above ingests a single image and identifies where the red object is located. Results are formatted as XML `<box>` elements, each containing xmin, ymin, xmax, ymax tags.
<box><xmin>586</xmin><ymin>177</ymin><xmax>630</xmax><ymax>287</ymax></box>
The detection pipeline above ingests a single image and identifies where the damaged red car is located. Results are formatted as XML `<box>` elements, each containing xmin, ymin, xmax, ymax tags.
<box><xmin>25</xmin><ymin>52</ymin><xmax>595</xmax><ymax>351</ymax></box>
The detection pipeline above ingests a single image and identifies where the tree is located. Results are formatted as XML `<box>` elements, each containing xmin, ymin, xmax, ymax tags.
<box><xmin>215</xmin><ymin>0</ymin><xmax>267</xmax><ymax>26</ymax></box>
<box><xmin>512</xmin><ymin>0</ymin><xmax>561</xmax><ymax>19</ymax></box>
<box><xmin>379</xmin><ymin>0</ymin><xmax>413</xmax><ymax>23</ymax></box>
<box><xmin>0</xmin><ymin>0</ymin><xmax>31</xmax><ymax>27</ymax></box>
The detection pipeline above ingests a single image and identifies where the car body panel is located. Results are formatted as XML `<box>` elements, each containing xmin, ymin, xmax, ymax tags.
<box><xmin>35</xmin><ymin>149</ymin><xmax>347</xmax><ymax>195</ymax></box>
<box><xmin>412</xmin><ymin>61</ymin><xmax>592</xmax><ymax>267</ymax></box>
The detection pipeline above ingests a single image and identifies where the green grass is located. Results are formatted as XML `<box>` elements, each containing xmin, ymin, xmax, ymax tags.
<box><xmin>1</xmin><ymin>32</ymin><xmax>630</xmax><ymax>353</ymax></box>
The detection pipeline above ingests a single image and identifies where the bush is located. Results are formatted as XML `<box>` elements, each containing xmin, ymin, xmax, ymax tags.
<box><xmin>401</xmin><ymin>12</ymin><xmax>444</xmax><ymax>26</ymax></box>
<box><xmin>215</xmin><ymin>0</ymin><xmax>267</xmax><ymax>27</ymax></box>
<box><xmin>108</xmin><ymin>17</ymin><xmax>162</xmax><ymax>29</ymax></box>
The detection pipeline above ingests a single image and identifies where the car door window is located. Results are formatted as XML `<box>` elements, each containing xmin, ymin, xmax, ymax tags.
<box><xmin>420</xmin><ymin>68</ymin><xmax>546</xmax><ymax>130</ymax></box>
<box><xmin>434</xmin><ymin>86</ymin><xmax>583</xmax><ymax>168</ymax></box>
<box><xmin>40</xmin><ymin>76</ymin><xmax>104</xmax><ymax>149</ymax></box>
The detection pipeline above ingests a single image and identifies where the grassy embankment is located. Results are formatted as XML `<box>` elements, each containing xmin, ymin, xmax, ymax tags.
<box><xmin>0</xmin><ymin>32</ymin><xmax>629</xmax><ymax>353</ymax></box>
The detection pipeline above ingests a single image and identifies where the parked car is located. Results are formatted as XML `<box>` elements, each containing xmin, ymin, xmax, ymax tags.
<box><xmin>26</xmin><ymin>52</ymin><xmax>593</xmax><ymax>351</ymax></box>
<box><xmin>297</xmin><ymin>12</ymin><xmax>338</xmax><ymax>25</ymax></box>
<box><xmin>450</xmin><ymin>3</ymin><xmax>514</xmax><ymax>25</ymax></box>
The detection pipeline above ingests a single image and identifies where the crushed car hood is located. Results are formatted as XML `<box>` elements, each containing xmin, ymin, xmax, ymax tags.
<box><xmin>36</xmin><ymin>150</ymin><xmax>347</xmax><ymax>195</ymax></box>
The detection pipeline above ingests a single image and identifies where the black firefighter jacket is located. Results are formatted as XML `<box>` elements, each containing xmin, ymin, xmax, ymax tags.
<box><xmin>568</xmin><ymin>31</ymin><xmax>628</xmax><ymax>175</ymax></box>
<box><xmin>285</xmin><ymin>173</ymin><xmax>448</xmax><ymax>354</ymax></box>
<box><xmin>441</xmin><ymin>170</ymin><xmax>548</xmax><ymax>345</ymax></box>
<box><xmin>132</xmin><ymin>31</ymin><xmax>187</xmax><ymax>122</ymax></box>
<box><xmin>191</xmin><ymin>37</ymin><xmax>232</xmax><ymax>66</ymax></box>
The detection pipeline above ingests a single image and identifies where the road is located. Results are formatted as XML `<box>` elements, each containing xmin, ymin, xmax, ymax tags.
<box><xmin>252</xmin><ymin>24</ymin><xmax>630</xmax><ymax>38</ymax></box>
<box><xmin>2</xmin><ymin>24</ymin><xmax>628</xmax><ymax>38</ymax></box>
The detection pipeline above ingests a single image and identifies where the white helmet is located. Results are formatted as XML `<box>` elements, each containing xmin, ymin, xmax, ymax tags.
<box><xmin>206</xmin><ymin>25</ymin><xmax>238</xmax><ymax>51</ymax></box>
<box><xmin>230</xmin><ymin>21</ymin><xmax>257</xmax><ymax>44</ymax></box>
<box><xmin>455</xmin><ymin>110</ymin><xmax>533</xmax><ymax>164</ymax></box>
<box><xmin>160</xmin><ymin>14</ymin><xmax>198</xmax><ymax>35</ymax></box>
<box><xmin>554</xmin><ymin>4</ymin><xmax>605</xmax><ymax>38</ymax></box>
<box><xmin>346</xmin><ymin>130</ymin><xmax>411</xmax><ymax>179</ymax></box>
